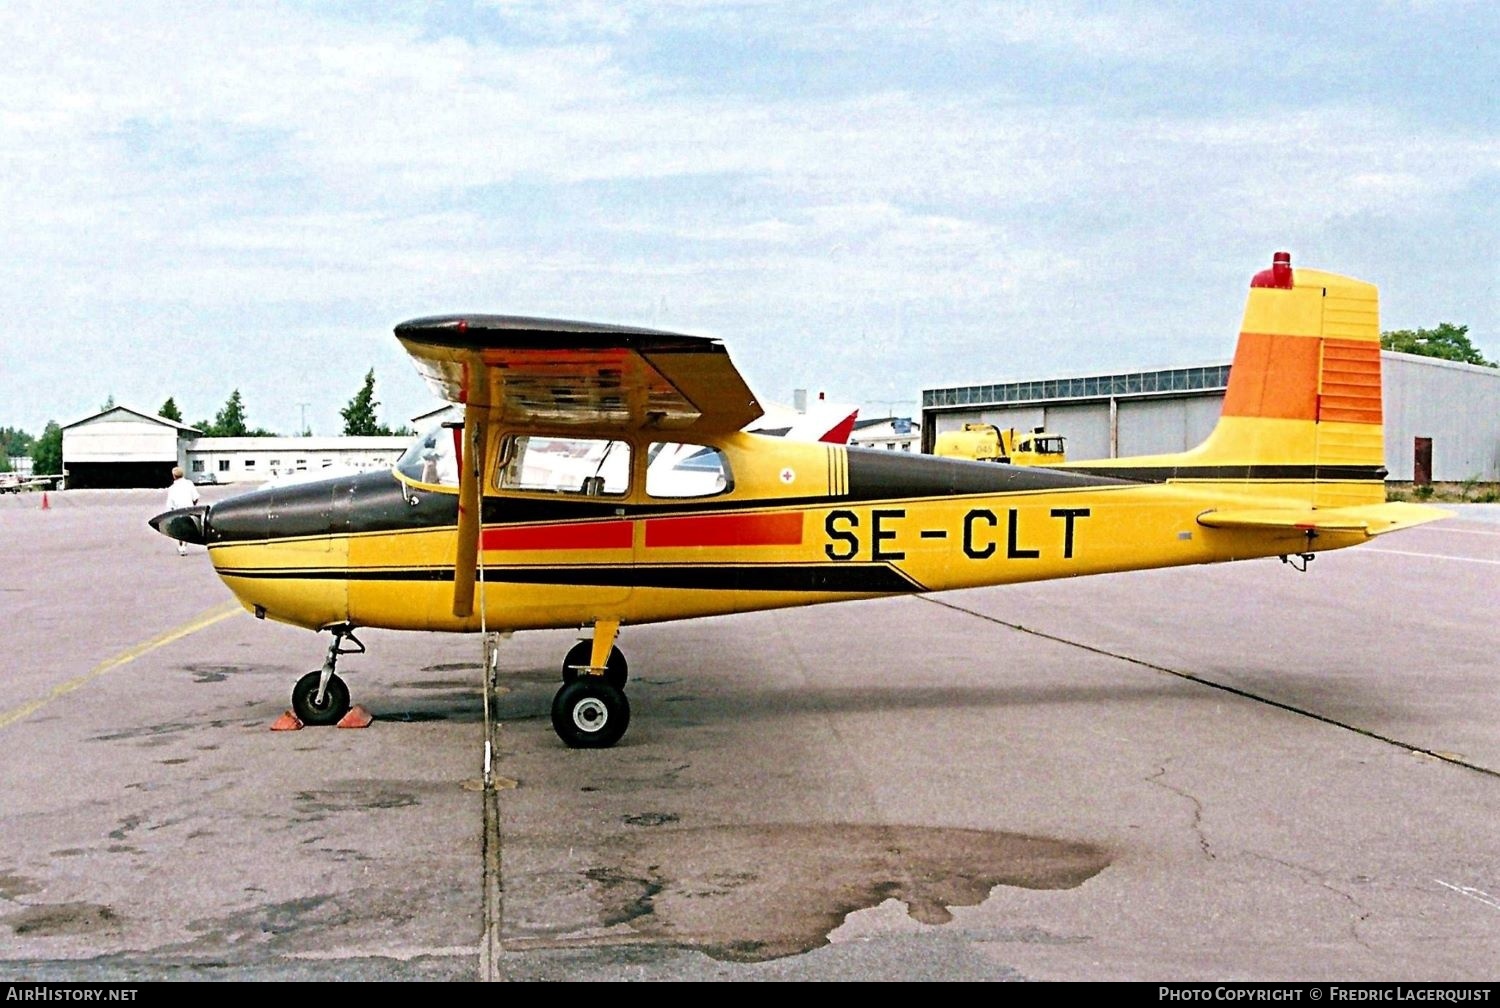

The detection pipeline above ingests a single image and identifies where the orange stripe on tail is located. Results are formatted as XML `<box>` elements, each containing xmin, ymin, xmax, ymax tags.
<box><xmin>1221</xmin><ymin>332</ymin><xmax>1320</xmax><ymax>421</ymax></box>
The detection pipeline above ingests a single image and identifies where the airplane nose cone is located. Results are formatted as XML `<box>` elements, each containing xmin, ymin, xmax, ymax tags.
<box><xmin>150</xmin><ymin>505</ymin><xmax>209</xmax><ymax>545</ymax></box>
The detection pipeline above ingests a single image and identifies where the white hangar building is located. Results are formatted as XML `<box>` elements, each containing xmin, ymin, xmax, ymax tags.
<box><xmin>921</xmin><ymin>352</ymin><xmax>1500</xmax><ymax>484</ymax></box>
<box><xmin>60</xmin><ymin>407</ymin><xmax>202</xmax><ymax>489</ymax></box>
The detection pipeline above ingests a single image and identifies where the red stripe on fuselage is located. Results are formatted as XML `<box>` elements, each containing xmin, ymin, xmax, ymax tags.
<box><xmin>645</xmin><ymin>512</ymin><xmax>803</xmax><ymax>548</ymax></box>
<box><xmin>482</xmin><ymin>521</ymin><xmax>633</xmax><ymax>551</ymax></box>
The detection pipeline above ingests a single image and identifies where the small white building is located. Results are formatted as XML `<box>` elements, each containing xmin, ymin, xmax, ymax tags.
<box><xmin>186</xmin><ymin>436</ymin><xmax>410</xmax><ymax>485</ymax></box>
<box><xmin>848</xmin><ymin>416</ymin><xmax>921</xmax><ymax>452</ymax></box>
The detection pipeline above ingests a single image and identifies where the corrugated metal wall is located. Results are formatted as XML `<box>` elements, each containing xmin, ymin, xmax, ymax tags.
<box><xmin>922</xmin><ymin>353</ymin><xmax>1500</xmax><ymax>480</ymax></box>
<box><xmin>1381</xmin><ymin>353</ymin><xmax>1500</xmax><ymax>481</ymax></box>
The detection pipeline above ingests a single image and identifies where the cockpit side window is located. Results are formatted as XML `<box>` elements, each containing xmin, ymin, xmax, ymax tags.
<box><xmin>395</xmin><ymin>422</ymin><xmax>461</xmax><ymax>488</ymax></box>
<box><xmin>496</xmin><ymin>435</ymin><xmax>631</xmax><ymax>496</ymax></box>
<box><xmin>645</xmin><ymin>443</ymin><xmax>732</xmax><ymax>498</ymax></box>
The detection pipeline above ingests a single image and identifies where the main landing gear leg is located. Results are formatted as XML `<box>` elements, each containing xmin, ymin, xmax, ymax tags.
<box><xmin>551</xmin><ymin>618</ymin><xmax>630</xmax><ymax>749</ymax></box>
<box><xmin>292</xmin><ymin>625</ymin><xmax>363</xmax><ymax>726</ymax></box>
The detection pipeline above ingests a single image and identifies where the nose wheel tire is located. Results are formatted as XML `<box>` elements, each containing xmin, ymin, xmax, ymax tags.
<box><xmin>551</xmin><ymin>679</ymin><xmax>630</xmax><ymax>749</ymax></box>
<box><xmin>561</xmin><ymin>640</ymin><xmax>628</xmax><ymax>690</ymax></box>
<box><xmin>292</xmin><ymin>670</ymin><xmax>351</xmax><ymax>726</ymax></box>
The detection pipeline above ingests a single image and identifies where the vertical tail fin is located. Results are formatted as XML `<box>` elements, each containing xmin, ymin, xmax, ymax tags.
<box><xmin>1072</xmin><ymin>252</ymin><xmax>1388</xmax><ymax>507</ymax></box>
<box><xmin>1203</xmin><ymin>251</ymin><xmax>1386</xmax><ymax>506</ymax></box>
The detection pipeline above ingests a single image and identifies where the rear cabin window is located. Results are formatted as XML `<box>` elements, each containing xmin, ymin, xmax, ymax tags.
<box><xmin>645</xmin><ymin>443</ymin><xmax>731</xmax><ymax>498</ymax></box>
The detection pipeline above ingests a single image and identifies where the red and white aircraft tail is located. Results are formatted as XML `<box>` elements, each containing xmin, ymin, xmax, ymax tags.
<box><xmin>748</xmin><ymin>397</ymin><xmax>858</xmax><ymax>444</ymax></box>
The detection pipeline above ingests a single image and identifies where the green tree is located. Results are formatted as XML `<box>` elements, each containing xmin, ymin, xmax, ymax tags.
<box><xmin>212</xmin><ymin>390</ymin><xmax>250</xmax><ymax>437</ymax></box>
<box><xmin>32</xmin><ymin>421</ymin><xmax>62</xmax><ymax>476</ymax></box>
<box><xmin>100</xmin><ymin>394</ymin><xmax>116</xmax><ymax>411</ymax></box>
<box><xmin>340</xmin><ymin>369</ymin><xmax>393</xmax><ymax>436</ymax></box>
<box><xmin>0</xmin><ymin>426</ymin><xmax>32</xmax><ymax>455</ymax></box>
<box><xmin>1380</xmin><ymin>323</ymin><xmax>1495</xmax><ymax>367</ymax></box>
<box><xmin>0</xmin><ymin>426</ymin><xmax>34</xmax><ymax>467</ymax></box>
<box><xmin>159</xmin><ymin>397</ymin><xmax>183</xmax><ymax>422</ymax></box>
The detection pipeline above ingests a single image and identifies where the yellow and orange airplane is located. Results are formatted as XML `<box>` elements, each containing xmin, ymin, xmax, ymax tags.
<box><xmin>151</xmin><ymin>252</ymin><xmax>1448</xmax><ymax>748</ymax></box>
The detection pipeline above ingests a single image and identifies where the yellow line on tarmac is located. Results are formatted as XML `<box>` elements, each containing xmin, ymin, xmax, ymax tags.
<box><xmin>0</xmin><ymin>601</ymin><xmax>244</xmax><ymax>730</ymax></box>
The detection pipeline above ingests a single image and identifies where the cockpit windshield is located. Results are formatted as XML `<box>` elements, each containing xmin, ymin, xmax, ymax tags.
<box><xmin>396</xmin><ymin>421</ymin><xmax>461</xmax><ymax>487</ymax></box>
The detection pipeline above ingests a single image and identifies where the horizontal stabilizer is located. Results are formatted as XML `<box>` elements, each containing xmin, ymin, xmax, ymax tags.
<box><xmin>1197</xmin><ymin>501</ymin><xmax>1452</xmax><ymax>537</ymax></box>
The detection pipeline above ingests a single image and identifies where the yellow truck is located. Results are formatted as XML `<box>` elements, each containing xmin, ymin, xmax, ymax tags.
<box><xmin>933</xmin><ymin>424</ymin><xmax>1067</xmax><ymax>466</ymax></box>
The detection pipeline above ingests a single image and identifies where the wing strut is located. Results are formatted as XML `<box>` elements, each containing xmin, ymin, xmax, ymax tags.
<box><xmin>453</xmin><ymin>403</ymin><xmax>491</xmax><ymax>618</ymax></box>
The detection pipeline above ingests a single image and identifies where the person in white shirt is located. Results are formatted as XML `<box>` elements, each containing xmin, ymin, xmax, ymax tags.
<box><xmin>164</xmin><ymin>466</ymin><xmax>200</xmax><ymax>555</ymax></box>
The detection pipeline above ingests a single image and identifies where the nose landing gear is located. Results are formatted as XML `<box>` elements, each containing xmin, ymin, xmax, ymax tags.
<box><xmin>291</xmin><ymin>625</ymin><xmax>364</xmax><ymax>726</ymax></box>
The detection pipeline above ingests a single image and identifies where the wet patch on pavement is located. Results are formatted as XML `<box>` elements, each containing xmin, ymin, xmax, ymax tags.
<box><xmin>2</xmin><ymin>901</ymin><xmax>123</xmax><ymax>938</ymax></box>
<box><xmin>180</xmin><ymin>662</ymin><xmax>282</xmax><ymax>684</ymax></box>
<box><xmin>531</xmin><ymin>823</ymin><xmax>1110</xmax><ymax>963</ymax></box>
<box><xmin>91</xmin><ymin>719</ymin><xmax>253</xmax><ymax>743</ymax></box>
<box><xmin>108</xmin><ymin>815</ymin><xmax>144</xmax><ymax>842</ymax></box>
<box><xmin>92</xmin><ymin>722</ymin><xmax>198</xmax><ymax>742</ymax></box>
<box><xmin>291</xmin><ymin>784</ymin><xmax>421</xmax><ymax>823</ymax></box>
<box><xmin>622</xmin><ymin>812</ymin><xmax>680</xmax><ymax>827</ymax></box>
<box><xmin>184</xmin><ymin>895</ymin><xmax>336</xmax><ymax>945</ymax></box>
<box><xmin>0</xmin><ymin>871</ymin><xmax>43</xmax><ymax>900</ymax></box>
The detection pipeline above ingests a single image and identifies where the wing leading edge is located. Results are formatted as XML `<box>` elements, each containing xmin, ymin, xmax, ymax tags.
<box><xmin>395</xmin><ymin>314</ymin><xmax>764</xmax><ymax>435</ymax></box>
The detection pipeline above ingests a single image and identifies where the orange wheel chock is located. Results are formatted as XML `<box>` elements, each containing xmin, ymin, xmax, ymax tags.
<box><xmin>270</xmin><ymin>710</ymin><xmax>304</xmax><ymax>731</ymax></box>
<box><xmin>337</xmin><ymin>706</ymin><xmax>374</xmax><ymax>729</ymax></box>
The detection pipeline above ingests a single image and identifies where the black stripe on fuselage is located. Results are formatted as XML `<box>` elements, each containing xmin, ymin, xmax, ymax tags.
<box><xmin>844</xmin><ymin>448</ymin><xmax>1132</xmax><ymax>498</ymax></box>
<box><xmin>216</xmin><ymin>562</ymin><xmax>926</xmax><ymax>593</ymax></box>
<box><xmin>1063</xmin><ymin>464</ymin><xmax>1388</xmax><ymax>482</ymax></box>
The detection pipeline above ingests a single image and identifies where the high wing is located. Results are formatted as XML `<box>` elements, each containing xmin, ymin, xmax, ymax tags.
<box><xmin>395</xmin><ymin>314</ymin><xmax>766</xmax><ymax>617</ymax></box>
<box><xmin>395</xmin><ymin>314</ymin><xmax>763</xmax><ymax>435</ymax></box>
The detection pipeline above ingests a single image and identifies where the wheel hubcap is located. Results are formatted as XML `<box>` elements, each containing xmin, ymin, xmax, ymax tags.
<box><xmin>571</xmin><ymin>697</ymin><xmax>609</xmax><ymax>733</ymax></box>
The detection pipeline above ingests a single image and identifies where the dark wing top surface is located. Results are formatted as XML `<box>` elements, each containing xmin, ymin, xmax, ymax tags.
<box><xmin>396</xmin><ymin>314</ymin><xmax>763</xmax><ymax>435</ymax></box>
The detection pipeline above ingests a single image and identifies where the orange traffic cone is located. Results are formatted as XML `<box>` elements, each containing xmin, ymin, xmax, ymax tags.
<box><xmin>40</xmin><ymin>492</ymin><xmax>49</xmax><ymax>510</ymax></box>
<box><xmin>270</xmin><ymin>710</ymin><xmax>303</xmax><ymax>731</ymax></box>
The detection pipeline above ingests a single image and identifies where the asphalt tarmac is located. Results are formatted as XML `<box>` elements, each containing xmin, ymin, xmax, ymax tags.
<box><xmin>1</xmin><ymin>487</ymin><xmax>1497</xmax><ymax>982</ymax></box>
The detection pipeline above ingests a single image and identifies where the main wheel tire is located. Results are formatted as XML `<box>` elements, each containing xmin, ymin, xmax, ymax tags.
<box><xmin>551</xmin><ymin>679</ymin><xmax>630</xmax><ymax>749</ymax></box>
<box><xmin>561</xmin><ymin>639</ymin><xmax>628</xmax><ymax>689</ymax></box>
<box><xmin>292</xmin><ymin>670</ymin><xmax>351</xmax><ymax>727</ymax></box>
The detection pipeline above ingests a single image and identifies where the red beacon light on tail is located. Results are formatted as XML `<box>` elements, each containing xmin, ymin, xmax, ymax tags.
<box><xmin>1251</xmin><ymin>250</ymin><xmax>1295</xmax><ymax>289</ymax></box>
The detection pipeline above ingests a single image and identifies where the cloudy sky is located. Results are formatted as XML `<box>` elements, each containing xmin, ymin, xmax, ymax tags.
<box><xmin>3</xmin><ymin>0</ymin><xmax>1495</xmax><ymax>438</ymax></box>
